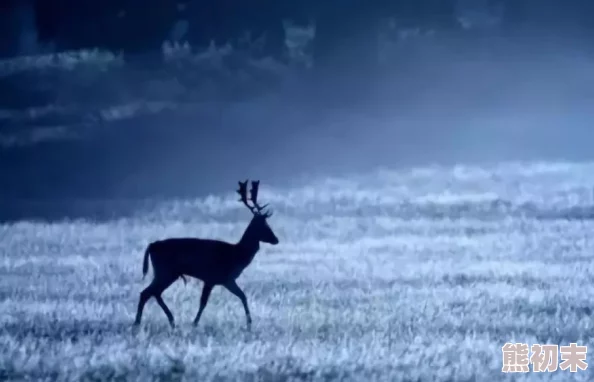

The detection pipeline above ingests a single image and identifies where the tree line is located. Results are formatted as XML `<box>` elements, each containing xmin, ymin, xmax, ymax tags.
<box><xmin>1</xmin><ymin>0</ymin><xmax>593</xmax><ymax>64</ymax></box>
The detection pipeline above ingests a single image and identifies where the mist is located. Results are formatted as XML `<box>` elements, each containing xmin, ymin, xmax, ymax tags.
<box><xmin>3</xmin><ymin>4</ymin><xmax>594</xmax><ymax>380</ymax></box>
<box><xmin>2</xmin><ymin>2</ymin><xmax>594</xmax><ymax>221</ymax></box>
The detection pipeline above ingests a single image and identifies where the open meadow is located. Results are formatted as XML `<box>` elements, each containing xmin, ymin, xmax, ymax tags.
<box><xmin>1</xmin><ymin>162</ymin><xmax>593</xmax><ymax>381</ymax></box>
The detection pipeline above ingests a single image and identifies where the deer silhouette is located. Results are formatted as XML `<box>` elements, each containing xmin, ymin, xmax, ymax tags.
<box><xmin>133</xmin><ymin>180</ymin><xmax>279</xmax><ymax>329</ymax></box>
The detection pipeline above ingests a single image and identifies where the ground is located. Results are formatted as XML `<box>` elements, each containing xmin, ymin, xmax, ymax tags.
<box><xmin>1</xmin><ymin>161</ymin><xmax>593</xmax><ymax>381</ymax></box>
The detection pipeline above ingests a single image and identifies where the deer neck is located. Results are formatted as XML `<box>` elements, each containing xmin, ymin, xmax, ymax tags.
<box><xmin>236</xmin><ymin>225</ymin><xmax>260</xmax><ymax>260</ymax></box>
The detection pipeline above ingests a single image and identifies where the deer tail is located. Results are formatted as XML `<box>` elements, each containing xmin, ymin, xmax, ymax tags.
<box><xmin>142</xmin><ymin>244</ymin><xmax>151</xmax><ymax>279</ymax></box>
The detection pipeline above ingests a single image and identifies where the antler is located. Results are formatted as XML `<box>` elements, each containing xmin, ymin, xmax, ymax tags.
<box><xmin>237</xmin><ymin>179</ymin><xmax>272</xmax><ymax>217</ymax></box>
<box><xmin>237</xmin><ymin>180</ymin><xmax>255</xmax><ymax>214</ymax></box>
<box><xmin>249</xmin><ymin>180</ymin><xmax>270</xmax><ymax>215</ymax></box>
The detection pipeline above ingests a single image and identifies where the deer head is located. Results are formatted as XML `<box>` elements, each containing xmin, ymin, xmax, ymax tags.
<box><xmin>237</xmin><ymin>180</ymin><xmax>279</xmax><ymax>245</ymax></box>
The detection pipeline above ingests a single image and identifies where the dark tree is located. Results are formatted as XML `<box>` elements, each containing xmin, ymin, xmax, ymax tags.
<box><xmin>34</xmin><ymin>0</ymin><xmax>176</xmax><ymax>62</ymax></box>
<box><xmin>115</xmin><ymin>0</ymin><xmax>177</xmax><ymax>63</ymax></box>
<box><xmin>0</xmin><ymin>1</ymin><xmax>22</xmax><ymax>58</ymax></box>
<box><xmin>184</xmin><ymin>0</ymin><xmax>287</xmax><ymax>58</ymax></box>
<box><xmin>312</xmin><ymin>0</ymin><xmax>382</xmax><ymax>73</ymax></box>
<box><xmin>242</xmin><ymin>0</ymin><xmax>287</xmax><ymax>58</ymax></box>
<box><xmin>390</xmin><ymin>0</ymin><xmax>457</xmax><ymax>30</ymax></box>
<box><xmin>499</xmin><ymin>0</ymin><xmax>594</xmax><ymax>50</ymax></box>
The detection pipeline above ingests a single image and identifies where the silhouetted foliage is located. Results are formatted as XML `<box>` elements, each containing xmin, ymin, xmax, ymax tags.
<box><xmin>0</xmin><ymin>1</ymin><xmax>589</xmax><ymax>65</ymax></box>
<box><xmin>3</xmin><ymin>0</ymin><xmax>594</xmax><ymax>223</ymax></box>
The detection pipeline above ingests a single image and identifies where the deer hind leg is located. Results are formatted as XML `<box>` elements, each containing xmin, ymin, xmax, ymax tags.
<box><xmin>224</xmin><ymin>280</ymin><xmax>252</xmax><ymax>330</ymax></box>
<box><xmin>134</xmin><ymin>276</ymin><xmax>176</xmax><ymax>327</ymax></box>
<box><xmin>134</xmin><ymin>284</ymin><xmax>153</xmax><ymax>326</ymax></box>
<box><xmin>153</xmin><ymin>277</ymin><xmax>177</xmax><ymax>328</ymax></box>
<box><xmin>193</xmin><ymin>283</ymin><xmax>214</xmax><ymax>327</ymax></box>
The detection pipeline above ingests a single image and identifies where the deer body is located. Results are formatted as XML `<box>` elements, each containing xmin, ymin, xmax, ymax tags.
<box><xmin>144</xmin><ymin>238</ymin><xmax>259</xmax><ymax>285</ymax></box>
<box><xmin>133</xmin><ymin>180</ymin><xmax>278</xmax><ymax>330</ymax></box>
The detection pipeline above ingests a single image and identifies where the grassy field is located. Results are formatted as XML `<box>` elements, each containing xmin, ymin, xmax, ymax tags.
<box><xmin>1</xmin><ymin>162</ymin><xmax>593</xmax><ymax>381</ymax></box>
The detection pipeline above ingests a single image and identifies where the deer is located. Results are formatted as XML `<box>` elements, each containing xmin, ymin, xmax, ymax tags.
<box><xmin>133</xmin><ymin>180</ymin><xmax>279</xmax><ymax>330</ymax></box>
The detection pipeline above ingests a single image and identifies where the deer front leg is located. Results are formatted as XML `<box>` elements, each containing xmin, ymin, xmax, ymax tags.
<box><xmin>224</xmin><ymin>280</ymin><xmax>252</xmax><ymax>330</ymax></box>
<box><xmin>193</xmin><ymin>283</ymin><xmax>214</xmax><ymax>326</ymax></box>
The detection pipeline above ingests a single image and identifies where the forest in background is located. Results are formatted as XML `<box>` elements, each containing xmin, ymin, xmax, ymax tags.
<box><xmin>1</xmin><ymin>0</ymin><xmax>594</xmax><ymax>222</ymax></box>
<box><xmin>2</xmin><ymin>1</ymin><xmax>594</xmax><ymax>62</ymax></box>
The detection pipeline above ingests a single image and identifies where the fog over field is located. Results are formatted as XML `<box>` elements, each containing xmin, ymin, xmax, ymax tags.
<box><xmin>1</xmin><ymin>162</ymin><xmax>593</xmax><ymax>381</ymax></box>
<box><xmin>3</xmin><ymin>4</ymin><xmax>594</xmax><ymax>380</ymax></box>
